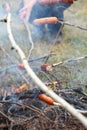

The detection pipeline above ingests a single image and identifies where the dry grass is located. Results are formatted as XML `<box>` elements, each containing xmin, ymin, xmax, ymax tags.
<box><xmin>0</xmin><ymin>0</ymin><xmax>87</xmax><ymax>87</ymax></box>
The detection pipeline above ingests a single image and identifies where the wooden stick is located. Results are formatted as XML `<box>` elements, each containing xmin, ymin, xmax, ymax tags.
<box><xmin>7</xmin><ymin>13</ymin><xmax>87</xmax><ymax>128</ymax></box>
<box><xmin>0</xmin><ymin>100</ymin><xmax>54</xmax><ymax>123</ymax></box>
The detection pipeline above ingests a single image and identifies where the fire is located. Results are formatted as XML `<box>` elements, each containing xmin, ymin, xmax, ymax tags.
<box><xmin>11</xmin><ymin>84</ymin><xmax>28</xmax><ymax>93</ymax></box>
<box><xmin>16</xmin><ymin>84</ymin><xmax>28</xmax><ymax>93</ymax></box>
<box><xmin>0</xmin><ymin>84</ymin><xmax>28</xmax><ymax>98</ymax></box>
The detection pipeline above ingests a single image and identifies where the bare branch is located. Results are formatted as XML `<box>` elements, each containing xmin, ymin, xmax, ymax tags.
<box><xmin>0</xmin><ymin>111</ymin><xmax>14</xmax><ymax>122</ymax></box>
<box><xmin>23</xmin><ymin>20</ymin><xmax>34</xmax><ymax>60</ymax></box>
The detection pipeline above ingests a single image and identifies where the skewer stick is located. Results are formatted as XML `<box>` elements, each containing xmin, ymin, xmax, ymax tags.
<box><xmin>33</xmin><ymin>17</ymin><xmax>87</xmax><ymax>31</ymax></box>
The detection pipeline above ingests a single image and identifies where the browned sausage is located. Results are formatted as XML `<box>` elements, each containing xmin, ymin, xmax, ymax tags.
<box><xmin>18</xmin><ymin>64</ymin><xmax>24</xmax><ymax>69</ymax></box>
<box><xmin>38</xmin><ymin>94</ymin><xmax>54</xmax><ymax>105</ymax></box>
<box><xmin>33</xmin><ymin>17</ymin><xmax>58</xmax><ymax>25</ymax></box>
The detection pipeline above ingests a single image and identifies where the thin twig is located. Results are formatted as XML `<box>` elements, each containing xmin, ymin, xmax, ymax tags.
<box><xmin>77</xmin><ymin>110</ymin><xmax>87</xmax><ymax>114</ymax></box>
<box><xmin>23</xmin><ymin>20</ymin><xmax>34</xmax><ymax>60</ymax></box>
<box><xmin>0</xmin><ymin>100</ymin><xmax>41</xmax><ymax>114</ymax></box>
<box><xmin>61</xmin><ymin>20</ymin><xmax>87</xmax><ymax>31</ymax></box>
<box><xmin>0</xmin><ymin>111</ymin><xmax>14</xmax><ymax>122</ymax></box>
<box><xmin>52</xmin><ymin>55</ymin><xmax>87</xmax><ymax>67</ymax></box>
<box><xmin>0</xmin><ymin>100</ymin><xmax>54</xmax><ymax>123</ymax></box>
<box><xmin>0</xmin><ymin>53</ymin><xmax>54</xmax><ymax>74</ymax></box>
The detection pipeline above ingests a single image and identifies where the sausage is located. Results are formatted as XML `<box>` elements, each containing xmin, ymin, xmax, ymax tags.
<box><xmin>38</xmin><ymin>0</ymin><xmax>74</xmax><ymax>6</ymax></box>
<box><xmin>18</xmin><ymin>64</ymin><xmax>24</xmax><ymax>69</ymax></box>
<box><xmin>41</xmin><ymin>64</ymin><xmax>53</xmax><ymax>71</ymax></box>
<box><xmin>33</xmin><ymin>17</ymin><xmax>58</xmax><ymax>25</ymax></box>
<box><xmin>38</xmin><ymin>94</ymin><xmax>54</xmax><ymax>105</ymax></box>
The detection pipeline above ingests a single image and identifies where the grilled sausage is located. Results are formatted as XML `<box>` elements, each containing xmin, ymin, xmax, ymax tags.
<box><xmin>38</xmin><ymin>94</ymin><xmax>54</xmax><ymax>105</ymax></box>
<box><xmin>33</xmin><ymin>17</ymin><xmax>58</xmax><ymax>25</ymax></box>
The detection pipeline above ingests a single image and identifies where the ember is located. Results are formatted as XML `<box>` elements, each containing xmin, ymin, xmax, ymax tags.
<box><xmin>0</xmin><ymin>84</ymin><xmax>87</xmax><ymax>129</ymax></box>
<box><xmin>16</xmin><ymin>84</ymin><xmax>28</xmax><ymax>93</ymax></box>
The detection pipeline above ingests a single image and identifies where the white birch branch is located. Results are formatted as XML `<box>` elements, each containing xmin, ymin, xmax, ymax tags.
<box><xmin>7</xmin><ymin>13</ymin><xmax>87</xmax><ymax>128</ymax></box>
<box><xmin>23</xmin><ymin>20</ymin><xmax>34</xmax><ymax>60</ymax></box>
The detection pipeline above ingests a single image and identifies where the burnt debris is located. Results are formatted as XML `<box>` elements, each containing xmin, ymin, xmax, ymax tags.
<box><xmin>0</xmin><ymin>86</ymin><xmax>87</xmax><ymax>130</ymax></box>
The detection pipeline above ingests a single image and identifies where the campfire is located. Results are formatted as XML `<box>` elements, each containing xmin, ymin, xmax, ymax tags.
<box><xmin>0</xmin><ymin>1</ymin><xmax>87</xmax><ymax>129</ymax></box>
<box><xmin>0</xmin><ymin>82</ymin><xmax>87</xmax><ymax>129</ymax></box>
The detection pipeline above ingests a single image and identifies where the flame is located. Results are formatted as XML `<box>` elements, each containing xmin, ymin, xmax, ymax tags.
<box><xmin>16</xmin><ymin>84</ymin><xmax>28</xmax><ymax>93</ymax></box>
<box><xmin>11</xmin><ymin>84</ymin><xmax>28</xmax><ymax>93</ymax></box>
<box><xmin>0</xmin><ymin>84</ymin><xmax>28</xmax><ymax>98</ymax></box>
<box><xmin>7</xmin><ymin>92</ymin><xmax>11</xmax><ymax>96</ymax></box>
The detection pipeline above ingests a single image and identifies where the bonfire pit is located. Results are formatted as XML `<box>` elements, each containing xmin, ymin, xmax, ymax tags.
<box><xmin>0</xmin><ymin>83</ymin><xmax>87</xmax><ymax>130</ymax></box>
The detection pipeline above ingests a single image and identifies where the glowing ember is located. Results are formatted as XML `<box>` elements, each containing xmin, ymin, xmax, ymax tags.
<box><xmin>16</xmin><ymin>84</ymin><xmax>28</xmax><ymax>93</ymax></box>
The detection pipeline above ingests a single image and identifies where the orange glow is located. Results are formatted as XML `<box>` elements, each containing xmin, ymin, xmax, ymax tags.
<box><xmin>0</xmin><ymin>84</ymin><xmax>28</xmax><ymax>97</ymax></box>
<box><xmin>7</xmin><ymin>92</ymin><xmax>11</xmax><ymax>96</ymax></box>
<box><xmin>16</xmin><ymin>84</ymin><xmax>28</xmax><ymax>93</ymax></box>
